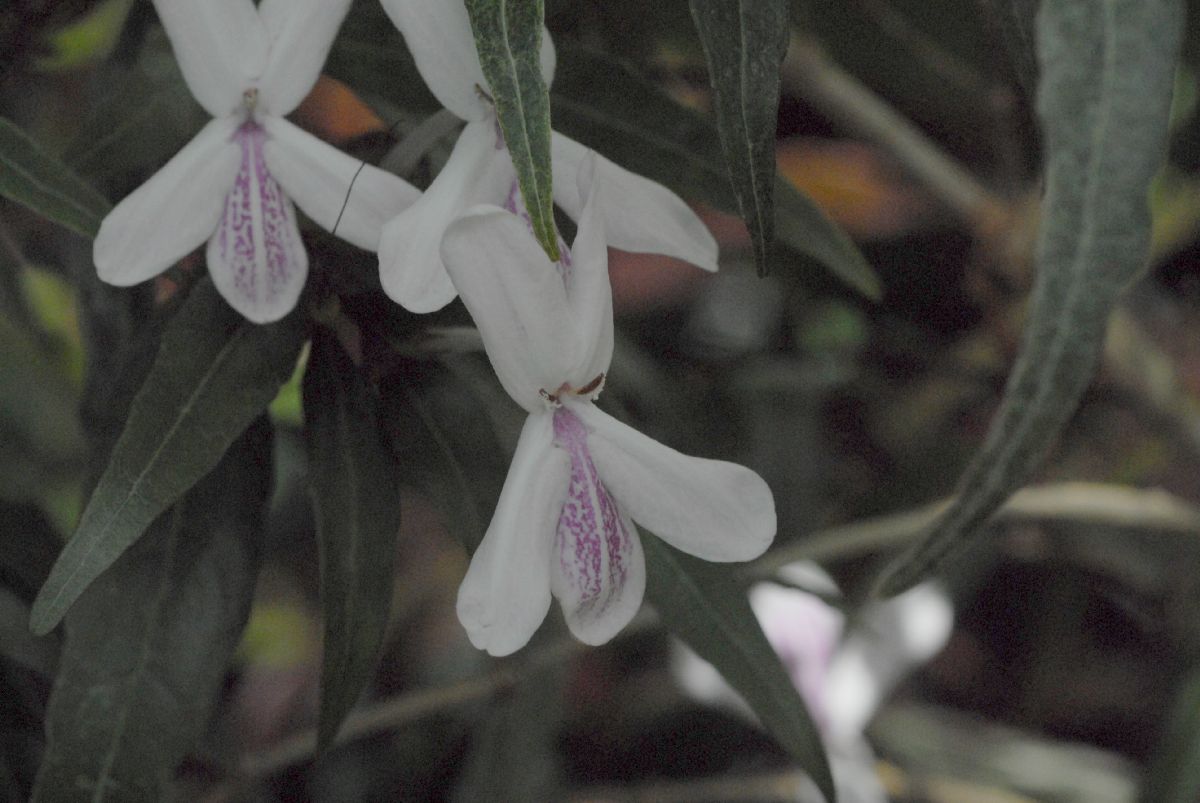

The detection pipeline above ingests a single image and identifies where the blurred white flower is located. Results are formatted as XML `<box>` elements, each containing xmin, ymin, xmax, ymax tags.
<box><xmin>440</xmin><ymin>157</ymin><xmax>775</xmax><ymax>656</ymax></box>
<box><xmin>675</xmin><ymin>563</ymin><xmax>954</xmax><ymax>802</ymax></box>
<box><xmin>376</xmin><ymin>0</ymin><xmax>718</xmax><ymax>314</ymax></box>
<box><xmin>94</xmin><ymin>0</ymin><xmax>419</xmax><ymax>322</ymax></box>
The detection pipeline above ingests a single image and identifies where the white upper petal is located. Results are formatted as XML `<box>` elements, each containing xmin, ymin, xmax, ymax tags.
<box><xmin>378</xmin><ymin>0</ymin><xmax>557</xmax><ymax>121</ymax></box>
<box><xmin>552</xmin><ymin>132</ymin><xmax>719</xmax><ymax>272</ymax></box>
<box><xmin>441</xmin><ymin>205</ymin><xmax>577</xmax><ymax>413</ymax></box>
<box><xmin>95</xmin><ymin>117</ymin><xmax>241</xmax><ymax>287</ymax></box>
<box><xmin>561</xmin><ymin>153</ymin><xmax>614</xmax><ymax>387</ymax></box>
<box><xmin>257</xmin><ymin>0</ymin><xmax>353</xmax><ymax>116</ymax></box>
<box><xmin>574</xmin><ymin>403</ymin><xmax>776</xmax><ymax>562</ymax></box>
<box><xmin>261</xmin><ymin>117</ymin><xmax>419</xmax><ymax>252</ymax></box>
<box><xmin>456</xmin><ymin>412</ymin><xmax>569</xmax><ymax>656</ymax></box>
<box><xmin>378</xmin><ymin>119</ymin><xmax>512</xmax><ymax>313</ymax></box>
<box><xmin>151</xmin><ymin>0</ymin><xmax>267</xmax><ymax>118</ymax></box>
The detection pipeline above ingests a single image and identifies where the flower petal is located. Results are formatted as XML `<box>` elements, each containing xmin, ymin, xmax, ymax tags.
<box><xmin>441</xmin><ymin>205</ymin><xmax>576</xmax><ymax>412</ymax></box>
<box><xmin>151</xmin><ymin>0</ymin><xmax>266</xmax><ymax>118</ymax></box>
<box><xmin>261</xmin><ymin>118</ymin><xmax>419</xmax><ymax>252</ymax></box>
<box><xmin>257</xmin><ymin>0</ymin><xmax>353</xmax><ymax>116</ymax></box>
<box><xmin>379</xmin><ymin>119</ymin><xmax>512</xmax><ymax>313</ymax></box>
<box><xmin>562</xmin><ymin>152</ymin><xmax>614</xmax><ymax>387</ymax></box>
<box><xmin>575</xmin><ymin>403</ymin><xmax>775</xmax><ymax>562</ymax></box>
<box><xmin>378</xmin><ymin>0</ymin><xmax>557</xmax><ymax>122</ymax></box>
<box><xmin>207</xmin><ymin>124</ymin><xmax>307</xmax><ymax>323</ymax></box>
<box><xmin>457</xmin><ymin>413</ymin><xmax>569</xmax><ymax>656</ymax></box>
<box><xmin>552</xmin><ymin>133</ymin><xmax>719</xmax><ymax>272</ymax></box>
<box><xmin>95</xmin><ymin>117</ymin><xmax>242</xmax><ymax>287</ymax></box>
<box><xmin>550</xmin><ymin>407</ymin><xmax>646</xmax><ymax>645</ymax></box>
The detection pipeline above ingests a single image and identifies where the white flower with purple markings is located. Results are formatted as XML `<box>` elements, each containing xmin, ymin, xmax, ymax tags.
<box><xmin>376</xmin><ymin>0</ymin><xmax>719</xmax><ymax>314</ymax></box>
<box><xmin>93</xmin><ymin>0</ymin><xmax>419</xmax><ymax>323</ymax></box>
<box><xmin>440</xmin><ymin>158</ymin><xmax>776</xmax><ymax>656</ymax></box>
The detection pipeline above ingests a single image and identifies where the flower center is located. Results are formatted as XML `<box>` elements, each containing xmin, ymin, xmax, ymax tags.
<box><xmin>539</xmin><ymin>373</ymin><xmax>605</xmax><ymax>408</ymax></box>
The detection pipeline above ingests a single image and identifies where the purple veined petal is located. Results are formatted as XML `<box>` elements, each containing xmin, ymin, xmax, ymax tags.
<box><xmin>457</xmin><ymin>412</ymin><xmax>569</xmax><ymax>656</ymax></box>
<box><xmin>261</xmin><ymin>117</ymin><xmax>419</xmax><ymax>252</ymax></box>
<box><xmin>551</xmin><ymin>132</ymin><xmax>719</xmax><ymax>273</ymax></box>
<box><xmin>151</xmin><ymin>0</ymin><xmax>267</xmax><ymax>118</ymax></box>
<box><xmin>378</xmin><ymin>0</ymin><xmax>557</xmax><ymax>122</ymax></box>
<box><xmin>257</xmin><ymin>0</ymin><xmax>353</xmax><ymax>116</ymax></box>
<box><xmin>207</xmin><ymin>122</ymin><xmax>308</xmax><ymax>323</ymax></box>
<box><xmin>378</xmin><ymin>118</ymin><xmax>513</xmax><ymax>313</ymax></box>
<box><xmin>549</xmin><ymin>406</ymin><xmax>646</xmax><ymax>646</ymax></box>
<box><xmin>95</xmin><ymin>116</ymin><xmax>242</xmax><ymax>287</ymax></box>
<box><xmin>572</xmin><ymin>402</ymin><xmax>776</xmax><ymax>562</ymax></box>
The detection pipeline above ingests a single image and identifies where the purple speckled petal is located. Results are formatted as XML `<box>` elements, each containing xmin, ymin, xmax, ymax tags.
<box><xmin>549</xmin><ymin>407</ymin><xmax>645</xmax><ymax>645</ymax></box>
<box><xmin>207</xmin><ymin>122</ymin><xmax>307</xmax><ymax>323</ymax></box>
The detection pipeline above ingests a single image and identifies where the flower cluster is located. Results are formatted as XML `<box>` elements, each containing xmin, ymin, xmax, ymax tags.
<box><xmin>98</xmin><ymin>0</ymin><xmax>777</xmax><ymax>655</ymax></box>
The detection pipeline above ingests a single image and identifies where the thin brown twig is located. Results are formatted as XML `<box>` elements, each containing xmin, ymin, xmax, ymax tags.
<box><xmin>780</xmin><ymin>35</ymin><xmax>1009</xmax><ymax>227</ymax></box>
<box><xmin>748</xmin><ymin>482</ymin><xmax>1200</xmax><ymax>577</ymax></box>
<box><xmin>235</xmin><ymin>638</ymin><xmax>580</xmax><ymax>781</ymax></box>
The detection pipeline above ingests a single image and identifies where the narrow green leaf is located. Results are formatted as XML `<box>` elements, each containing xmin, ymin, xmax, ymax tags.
<box><xmin>877</xmin><ymin>0</ymin><xmax>1184</xmax><ymax>596</ymax></box>
<box><xmin>31</xmin><ymin>424</ymin><xmax>270</xmax><ymax>803</ymax></box>
<box><xmin>0</xmin><ymin>116</ymin><xmax>110</xmax><ymax>239</ymax></box>
<box><xmin>304</xmin><ymin>333</ymin><xmax>402</xmax><ymax>750</ymax></box>
<box><xmin>550</xmin><ymin>48</ymin><xmax>880</xmax><ymax>300</ymax></box>
<box><xmin>465</xmin><ymin>0</ymin><xmax>559</xmax><ymax>261</ymax></box>
<box><xmin>689</xmin><ymin>0</ymin><xmax>790</xmax><ymax>276</ymax></box>
<box><xmin>30</xmin><ymin>279</ymin><xmax>306</xmax><ymax>634</ymax></box>
<box><xmin>643</xmin><ymin>536</ymin><xmax>835</xmax><ymax>803</ymax></box>
<box><xmin>1143</xmin><ymin>664</ymin><xmax>1200</xmax><ymax>803</ymax></box>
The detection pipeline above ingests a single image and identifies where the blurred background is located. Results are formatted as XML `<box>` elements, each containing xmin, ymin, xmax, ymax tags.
<box><xmin>3</xmin><ymin>0</ymin><xmax>1200</xmax><ymax>800</ymax></box>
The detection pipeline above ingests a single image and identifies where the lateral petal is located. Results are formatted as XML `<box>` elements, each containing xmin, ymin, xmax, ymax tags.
<box><xmin>94</xmin><ymin>117</ymin><xmax>241</xmax><ymax>287</ymax></box>
<box><xmin>262</xmin><ymin>118</ymin><xmax>419</xmax><ymax>252</ymax></box>
<box><xmin>257</xmin><ymin>0</ymin><xmax>353</xmax><ymax>116</ymax></box>
<box><xmin>151</xmin><ymin>0</ymin><xmax>266</xmax><ymax>117</ymax></box>
<box><xmin>207</xmin><ymin>124</ymin><xmax>308</xmax><ymax>323</ymax></box>
<box><xmin>575</xmin><ymin>403</ymin><xmax>776</xmax><ymax>562</ymax></box>
<box><xmin>378</xmin><ymin>0</ymin><xmax>557</xmax><ymax>122</ymax></box>
<box><xmin>550</xmin><ymin>407</ymin><xmax>646</xmax><ymax>646</ymax></box>
<box><xmin>378</xmin><ymin>119</ymin><xmax>511</xmax><ymax>313</ymax></box>
<box><xmin>441</xmin><ymin>205</ymin><xmax>576</xmax><ymax>413</ymax></box>
<box><xmin>457</xmin><ymin>412</ymin><xmax>569</xmax><ymax>656</ymax></box>
<box><xmin>552</xmin><ymin>133</ymin><xmax>719</xmax><ymax>273</ymax></box>
<box><xmin>561</xmin><ymin>152</ymin><xmax>614</xmax><ymax>387</ymax></box>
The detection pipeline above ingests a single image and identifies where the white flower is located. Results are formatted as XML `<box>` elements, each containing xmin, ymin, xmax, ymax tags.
<box><xmin>94</xmin><ymin>0</ymin><xmax>420</xmax><ymax>323</ymax></box>
<box><xmin>376</xmin><ymin>0</ymin><xmax>719</xmax><ymax>314</ymax></box>
<box><xmin>440</xmin><ymin>158</ymin><xmax>775</xmax><ymax>656</ymax></box>
<box><xmin>675</xmin><ymin>563</ymin><xmax>954</xmax><ymax>803</ymax></box>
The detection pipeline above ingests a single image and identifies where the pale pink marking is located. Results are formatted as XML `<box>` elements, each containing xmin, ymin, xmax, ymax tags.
<box><xmin>552</xmin><ymin>407</ymin><xmax>632</xmax><ymax>620</ymax></box>
<box><xmin>214</xmin><ymin>123</ymin><xmax>300</xmax><ymax>308</ymax></box>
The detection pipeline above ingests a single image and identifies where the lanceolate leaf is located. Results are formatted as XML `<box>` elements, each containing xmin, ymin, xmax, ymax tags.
<box><xmin>643</xmin><ymin>536</ymin><xmax>835</xmax><ymax>803</ymax></box>
<box><xmin>32</xmin><ymin>423</ymin><xmax>270</xmax><ymax>803</ymax></box>
<box><xmin>689</xmin><ymin>0</ymin><xmax>790</xmax><ymax>276</ymax></box>
<box><xmin>1143</xmin><ymin>665</ymin><xmax>1200</xmax><ymax>803</ymax></box>
<box><xmin>304</xmin><ymin>333</ymin><xmax>402</xmax><ymax>750</ymax></box>
<box><xmin>0</xmin><ymin>116</ymin><xmax>110</xmax><ymax>239</ymax></box>
<box><xmin>465</xmin><ymin>0</ymin><xmax>559</xmax><ymax>261</ymax></box>
<box><xmin>30</xmin><ymin>278</ymin><xmax>306</xmax><ymax>634</ymax></box>
<box><xmin>877</xmin><ymin>0</ymin><xmax>1184</xmax><ymax>596</ymax></box>
<box><xmin>550</xmin><ymin>49</ymin><xmax>880</xmax><ymax>300</ymax></box>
